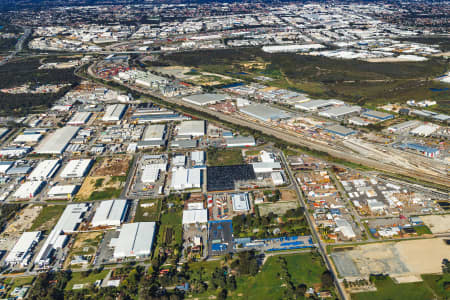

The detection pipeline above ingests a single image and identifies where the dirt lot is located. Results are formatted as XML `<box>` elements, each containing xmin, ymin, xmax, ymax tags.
<box><xmin>64</xmin><ymin>232</ymin><xmax>103</xmax><ymax>268</ymax></box>
<box><xmin>420</xmin><ymin>215</ymin><xmax>450</xmax><ymax>234</ymax></box>
<box><xmin>91</xmin><ymin>156</ymin><xmax>131</xmax><ymax>177</ymax></box>
<box><xmin>280</xmin><ymin>190</ymin><xmax>297</xmax><ymax>202</ymax></box>
<box><xmin>0</xmin><ymin>206</ymin><xmax>42</xmax><ymax>250</ymax></box>
<box><xmin>76</xmin><ymin>176</ymin><xmax>123</xmax><ymax>200</ymax></box>
<box><xmin>258</xmin><ymin>201</ymin><xmax>299</xmax><ymax>216</ymax></box>
<box><xmin>332</xmin><ymin>238</ymin><xmax>449</xmax><ymax>279</ymax></box>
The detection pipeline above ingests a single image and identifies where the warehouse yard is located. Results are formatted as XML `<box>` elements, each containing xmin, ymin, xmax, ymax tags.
<box><xmin>332</xmin><ymin>238</ymin><xmax>449</xmax><ymax>279</ymax></box>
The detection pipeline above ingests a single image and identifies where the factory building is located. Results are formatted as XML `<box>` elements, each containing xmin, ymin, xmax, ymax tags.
<box><xmin>177</xmin><ymin>120</ymin><xmax>206</xmax><ymax>137</ymax></box>
<box><xmin>225</xmin><ymin>135</ymin><xmax>256</xmax><ymax>148</ymax></box>
<box><xmin>13</xmin><ymin>181</ymin><xmax>45</xmax><ymax>199</ymax></box>
<box><xmin>398</xmin><ymin>143</ymin><xmax>440</xmax><ymax>158</ymax></box>
<box><xmin>409</xmin><ymin>124</ymin><xmax>439</xmax><ymax>137</ymax></box>
<box><xmin>28</xmin><ymin>159</ymin><xmax>61</xmax><ymax>181</ymax></box>
<box><xmin>318</xmin><ymin>106</ymin><xmax>361</xmax><ymax>119</ymax></box>
<box><xmin>182</xmin><ymin>93</ymin><xmax>228</xmax><ymax>106</ymax></box>
<box><xmin>271</xmin><ymin>171</ymin><xmax>285</xmax><ymax>186</ymax></box>
<box><xmin>141</xmin><ymin>163</ymin><xmax>167</xmax><ymax>183</ymax></box>
<box><xmin>91</xmin><ymin>199</ymin><xmax>129</xmax><ymax>227</ymax></box>
<box><xmin>142</xmin><ymin>124</ymin><xmax>166</xmax><ymax>141</ymax></box>
<box><xmin>182</xmin><ymin>209</ymin><xmax>208</xmax><ymax>225</ymax></box>
<box><xmin>0</xmin><ymin>161</ymin><xmax>13</xmax><ymax>174</ymax></box>
<box><xmin>13</xmin><ymin>133</ymin><xmax>43</xmax><ymax>144</ymax></box>
<box><xmin>232</xmin><ymin>193</ymin><xmax>250</xmax><ymax>212</ymax></box>
<box><xmin>294</xmin><ymin>99</ymin><xmax>344</xmax><ymax>111</ymax></box>
<box><xmin>361</xmin><ymin>110</ymin><xmax>394</xmax><ymax>121</ymax></box>
<box><xmin>5</xmin><ymin>231</ymin><xmax>41</xmax><ymax>267</ymax></box>
<box><xmin>59</xmin><ymin>159</ymin><xmax>93</xmax><ymax>178</ymax></box>
<box><xmin>191</xmin><ymin>151</ymin><xmax>205</xmax><ymax>166</ymax></box>
<box><xmin>102</xmin><ymin>104</ymin><xmax>127</xmax><ymax>122</ymax></box>
<box><xmin>35</xmin><ymin>126</ymin><xmax>79</xmax><ymax>155</ymax></box>
<box><xmin>171</xmin><ymin>167</ymin><xmax>202</xmax><ymax>190</ymax></box>
<box><xmin>109</xmin><ymin>222</ymin><xmax>156</xmax><ymax>259</ymax></box>
<box><xmin>35</xmin><ymin>203</ymin><xmax>90</xmax><ymax>268</ymax></box>
<box><xmin>387</xmin><ymin>120</ymin><xmax>421</xmax><ymax>133</ymax></box>
<box><xmin>240</xmin><ymin>103</ymin><xmax>291</xmax><ymax>122</ymax></box>
<box><xmin>251</xmin><ymin>162</ymin><xmax>282</xmax><ymax>173</ymax></box>
<box><xmin>67</xmin><ymin>112</ymin><xmax>92</xmax><ymax>125</ymax></box>
<box><xmin>47</xmin><ymin>185</ymin><xmax>78</xmax><ymax>199</ymax></box>
<box><xmin>324</xmin><ymin>124</ymin><xmax>357</xmax><ymax>137</ymax></box>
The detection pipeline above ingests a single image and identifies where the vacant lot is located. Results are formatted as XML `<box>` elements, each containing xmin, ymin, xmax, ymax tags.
<box><xmin>420</xmin><ymin>215</ymin><xmax>450</xmax><ymax>234</ymax></box>
<box><xmin>91</xmin><ymin>156</ymin><xmax>131</xmax><ymax>177</ymax></box>
<box><xmin>134</xmin><ymin>199</ymin><xmax>161</xmax><ymax>222</ymax></box>
<box><xmin>64</xmin><ymin>232</ymin><xmax>103</xmax><ymax>268</ymax></box>
<box><xmin>258</xmin><ymin>201</ymin><xmax>298</xmax><ymax>216</ymax></box>
<box><xmin>76</xmin><ymin>176</ymin><xmax>123</xmax><ymax>201</ymax></box>
<box><xmin>207</xmin><ymin>148</ymin><xmax>243</xmax><ymax>166</ymax></box>
<box><xmin>65</xmin><ymin>269</ymin><xmax>109</xmax><ymax>291</ymax></box>
<box><xmin>29</xmin><ymin>205</ymin><xmax>65</xmax><ymax>233</ymax></box>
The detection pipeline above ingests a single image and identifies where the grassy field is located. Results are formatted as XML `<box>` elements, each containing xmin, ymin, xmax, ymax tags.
<box><xmin>65</xmin><ymin>270</ymin><xmax>110</xmax><ymax>291</ymax></box>
<box><xmin>29</xmin><ymin>205</ymin><xmax>65</xmax><ymax>232</ymax></box>
<box><xmin>351</xmin><ymin>276</ymin><xmax>435</xmax><ymax>300</ymax></box>
<box><xmin>89</xmin><ymin>187</ymin><xmax>122</xmax><ymax>201</ymax></box>
<box><xmin>134</xmin><ymin>199</ymin><xmax>161</xmax><ymax>222</ymax></box>
<box><xmin>207</xmin><ymin>148</ymin><xmax>244</xmax><ymax>166</ymax></box>
<box><xmin>421</xmin><ymin>274</ymin><xmax>450</xmax><ymax>299</ymax></box>
<box><xmin>229</xmin><ymin>252</ymin><xmax>326</xmax><ymax>299</ymax></box>
<box><xmin>414</xmin><ymin>225</ymin><xmax>433</xmax><ymax>235</ymax></box>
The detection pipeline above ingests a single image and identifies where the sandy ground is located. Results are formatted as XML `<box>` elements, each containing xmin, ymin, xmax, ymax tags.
<box><xmin>420</xmin><ymin>215</ymin><xmax>450</xmax><ymax>234</ymax></box>
<box><xmin>280</xmin><ymin>190</ymin><xmax>297</xmax><ymax>202</ymax></box>
<box><xmin>92</xmin><ymin>156</ymin><xmax>131</xmax><ymax>177</ymax></box>
<box><xmin>332</xmin><ymin>238</ymin><xmax>449</xmax><ymax>279</ymax></box>
<box><xmin>258</xmin><ymin>201</ymin><xmax>299</xmax><ymax>216</ymax></box>
<box><xmin>76</xmin><ymin>175</ymin><xmax>121</xmax><ymax>200</ymax></box>
<box><xmin>0</xmin><ymin>206</ymin><xmax>42</xmax><ymax>250</ymax></box>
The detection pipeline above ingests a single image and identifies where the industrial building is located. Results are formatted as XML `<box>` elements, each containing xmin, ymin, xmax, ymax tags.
<box><xmin>35</xmin><ymin>126</ymin><xmax>80</xmax><ymax>154</ymax></box>
<box><xmin>182</xmin><ymin>93</ymin><xmax>228</xmax><ymax>106</ymax></box>
<box><xmin>5</xmin><ymin>231</ymin><xmax>41</xmax><ymax>267</ymax></box>
<box><xmin>177</xmin><ymin>120</ymin><xmax>206</xmax><ymax>137</ymax></box>
<box><xmin>361</xmin><ymin>110</ymin><xmax>394</xmax><ymax>121</ymax></box>
<box><xmin>271</xmin><ymin>171</ymin><xmax>285</xmax><ymax>186</ymax></box>
<box><xmin>171</xmin><ymin>167</ymin><xmax>202</xmax><ymax>190</ymax></box>
<box><xmin>142</xmin><ymin>124</ymin><xmax>166</xmax><ymax>141</ymax></box>
<box><xmin>324</xmin><ymin>124</ymin><xmax>357</xmax><ymax>136</ymax></box>
<box><xmin>225</xmin><ymin>135</ymin><xmax>256</xmax><ymax>147</ymax></box>
<box><xmin>47</xmin><ymin>185</ymin><xmax>78</xmax><ymax>199</ymax></box>
<box><xmin>13</xmin><ymin>181</ymin><xmax>45</xmax><ymax>199</ymax></box>
<box><xmin>59</xmin><ymin>159</ymin><xmax>93</xmax><ymax>178</ymax></box>
<box><xmin>398</xmin><ymin>143</ymin><xmax>440</xmax><ymax>158</ymax></box>
<box><xmin>232</xmin><ymin>193</ymin><xmax>250</xmax><ymax>212</ymax></box>
<box><xmin>0</xmin><ymin>161</ymin><xmax>13</xmax><ymax>174</ymax></box>
<box><xmin>28</xmin><ymin>159</ymin><xmax>61</xmax><ymax>181</ymax></box>
<box><xmin>35</xmin><ymin>203</ymin><xmax>90</xmax><ymax>268</ymax></box>
<box><xmin>91</xmin><ymin>199</ymin><xmax>129</xmax><ymax>227</ymax></box>
<box><xmin>294</xmin><ymin>99</ymin><xmax>344</xmax><ymax>111</ymax></box>
<box><xmin>141</xmin><ymin>163</ymin><xmax>167</xmax><ymax>183</ymax></box>
<box><xmin>13</xmin><ymin>133</ymin><xmax>43</xmax><ymax>144</ymax></box>
<box><xmin>409</xmin><ymin>124</ymin><xmax>439</xmax><ymax>136</ymax></box>
<box><xmin>240</xmin><ymin>103</ymin><xmax>291</xmax><ymax>121</ymax></box>
<box><xmin>191</xmin><ymin>151</ymin><xmax>205</xmax><ymax>166</ymax></box>
<box><xmin>102</xmin><ymin>104</ymin><xmax>127</xmax><ymax>122</ymax></box>
<box><xmin>67</xmin><ymin>112</ymin><xmax>92</xmax><ymax>125</ymax></box>
<box><xmin>318</xmin><ymin>106</ymin><xmax>361</xmax><ymax>119</ymax></box>
<box><xmin>387</xmin><ymin>120</ymin><xmax>421</xmax><ymax>133</ymax></box>
<box><xmin>110</xmin><ymin>222</ymin><xmax>156</xmax><ymax>259</ymax></box>
<box><xmin>182</xmin><ymin>209</ymin><xmax>208</xmax><ymax>225</ymax></box>
<box><xmin>251</xmin><ymin>162</ymin><xmax>282</xmax><ymax>173</ymax></box>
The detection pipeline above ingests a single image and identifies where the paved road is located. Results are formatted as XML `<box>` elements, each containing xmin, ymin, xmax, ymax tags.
<box><xmin>0</xmin><ymin>26</ymin><xmax>31</xmax><ymax>66</ymax></box>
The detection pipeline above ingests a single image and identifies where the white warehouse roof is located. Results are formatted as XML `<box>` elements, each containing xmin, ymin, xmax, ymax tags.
<box><xmin>67</xmin><ymin>112</ymin><xmax>92</xmax><ymax>125</ymax></box>
<box><xmin>29</xmin><ymin>159</ymin><xmax>61</xmax><ymax>181</ymax></box>
<box><xmin>13</xmin><ymin>181</ymin><xmax>45</xmax><ymax>199</ymax></box>
<box><xmin>5</xmin><ymin>231</ymin><xmax>41</xmax><ymax>265</ymax></box>
<box><xmin>240</xmin><ymin>103</ymin><xmax>291</xmax><ymax>121</ymax></box>
<box><xmin>177</xmin><ymin>120</ymin><xmax>205</xmax><ymax>137</ymax></box>
<box><xmin>91</xmin><ymin>199</ymin><xmax>129</xmax><ymax>227</ymax></box>
<box><xmin>182</xmin><ymin>209</ymin><xmax>208</xmax><ymax>224</ymax></box>
<box><xmin>47</xmin><ymin>185</ymin><xmax>78</xmax><ymax>199</ymax></box>
<box><xmin>183</xmin><ymin>93</ymin><xmax>228</xmax><ymax>106</ymax></box>
<box><xmin>142</xmin><ymin>124</ymin><xmax>166</xmax><ymax>141</ymax></box>
<box><xmin>232</xmin><ymin>193</ymin><xmax>250</xmax><ymax>211</ymax></box>
<box><xmin>102</xmin><ymin>104</ymin><xmax>127</xmax><ymax>122</ymax></box>
<box><xmin>171</xmin><ymin>167</ymin><xmax>202</xmax><ymax>190</ymax></box>
<box><xmin>35</xmin><ymin>126</ymin><xmax>80</xmax><ymax>154</ymax></box>
<box><xmin>141</xmin><ymin>163</ymin><xmax>166</xmax><ymax>183</ymax></box>
<box><xmin>110</xmin><ymin>222</ymin><xmax>156</xmax><ymax>259</ymax></box>
<box><xmin>60</xmin><ymin>159</ymin><xmax>93</xmax><ymax>178</ymax></box>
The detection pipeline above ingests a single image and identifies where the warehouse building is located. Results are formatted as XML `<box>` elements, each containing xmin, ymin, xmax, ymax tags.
<box><xmin>361</xmin><ymin>110</ymin><xmax>394</xmax><ymax>121</ymax></box>
<box><xmin>398</xmin><ymin>143</ymin><xmax>440</xmax><ymax>158</ymax></box>
<box><xmin>271</xmin><ymin>171</ymin><xmax>285</xmax><ymax>186</ymax></box>
<box><xmin>177</xmin><ymin>120</ymin><xmax>206</xmax><ymax>137</ymax></box>
<box><xmin>182</xmin><ymin>93</ymin><xmax>228</xmax><ymax>106</ymax></box>
<box><xmin>0</xmin><ymin>128</ymin><xmax>9</xmax><ymax>139</ymax></box>
<box><xmin>47</xmin><ymin>185</ymin><xmax>78</xmax><ymax>199</ymax></box>
<box><xmin>142</xmin><ymin>124</ymin><xmax>166</xmax><ymax>141</ymax></box>
<box><xmin>67</xmin><ymin>112</ymin><xmax>92</xmax><ymax>125</ymax></box>
<box><xmin>35</xmin><ymin>126</ymin><xmax>80</xmax><ymax>154</ymax></box>
<box><xmin>28</xmin><ymin>159</ymin><xmax>61</xmax><ymax>181</ymax></box>
<box><xmin>109</xmin><ymin>222</ymin><xmax>156</xmax><ymax>259</ymax></box>
<box><xmin>91</xmin><ymin>199</ymin><xmax>129</xmax><ymax>227</ymax></box>
<box><xmin>141</xmin><ymin>163</ymin><xmax>167</xmax><ymax>183</ymax></box>
<box><xmin>13</xmin><ymin>133</ymin><xmax>43</xmax><ymax>144</ymax></box>
<box><xmin>5</xmin><ymin>231</ymin><xmax>41</xmax><ymax>267</ymax></box>
<box><xmin>191</xmin><ymin>151</ymin><xmax>205</xmax><ymax>166</ymax></box>
<box><xmin>324</xmin><ymin>124</ymin><xmax>357</xmax><ymax>137</ymax></box>
<box><xmin>318</xmin><ymin>106</ymin><xmax>361</xmax><ymax>119</ymax></box>
<box><xmin>409</xmin><ymin>124</ymin><xmax>439</xmax><ymax>137</ymax></box>
<box><xmin>0</xmin><ymin>161</ymin><xmax>13</xmax><ymax>174</ymax></box>
<box><xmin>59</xmin><ymin>159</ymin><xmax>93</xmax><ymax>178</ymax></box>
<box><xmin>13</xmin><ymin>181</ymin><xmax>45</xmax><ymax>199</ymax></box>
<box><xmin>35</xmin><ymin>203</ymin><xmax>90</xmax><ymax>268</ymax></box>
<box><xmin>232</xmin><ymin>193</ymin><xmax>250</xmax><ymax>212</ymax></box>
<box><xmin>171</xmin><ymin>167</ymin><xmax>202</xmax><ymax>190</ymax></box>
<box><xmin>240</xmin><ymin>103</ymin><xmax>291</xmax><ymax>122</ymax></box>
<box><xmin>251</xmin><ymin>162</ymin><xmax>282</xmax><ymax>173</ymax></box>
<box><xmin>225</xmin><ymin>135</ymin><xmax>256</xmax><ymax>148</ymax></box>
<box><xmin>294</xmin><ymin>99</ymin><xmax>344</xmax><ymax>111</ymax></box>
<box><xmin>387</xmin><ymin>120</ymin><xmax>421</xmax><ymax>133</ymax></box>
<box><xmin>102</xmin><ymin>104</ymin><xmax>127</xmax><ymax>122</ymax></box>
<box><xmin>182</xmin><ymin>209</ymin><xmax>208</xmax><ymax>225</ymax></box>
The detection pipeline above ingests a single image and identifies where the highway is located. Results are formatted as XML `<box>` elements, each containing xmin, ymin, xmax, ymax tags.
<box><xmin>0</xmin><ymin>26</ymin><xmax>31</xmax><ymax>66</ymax></box>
